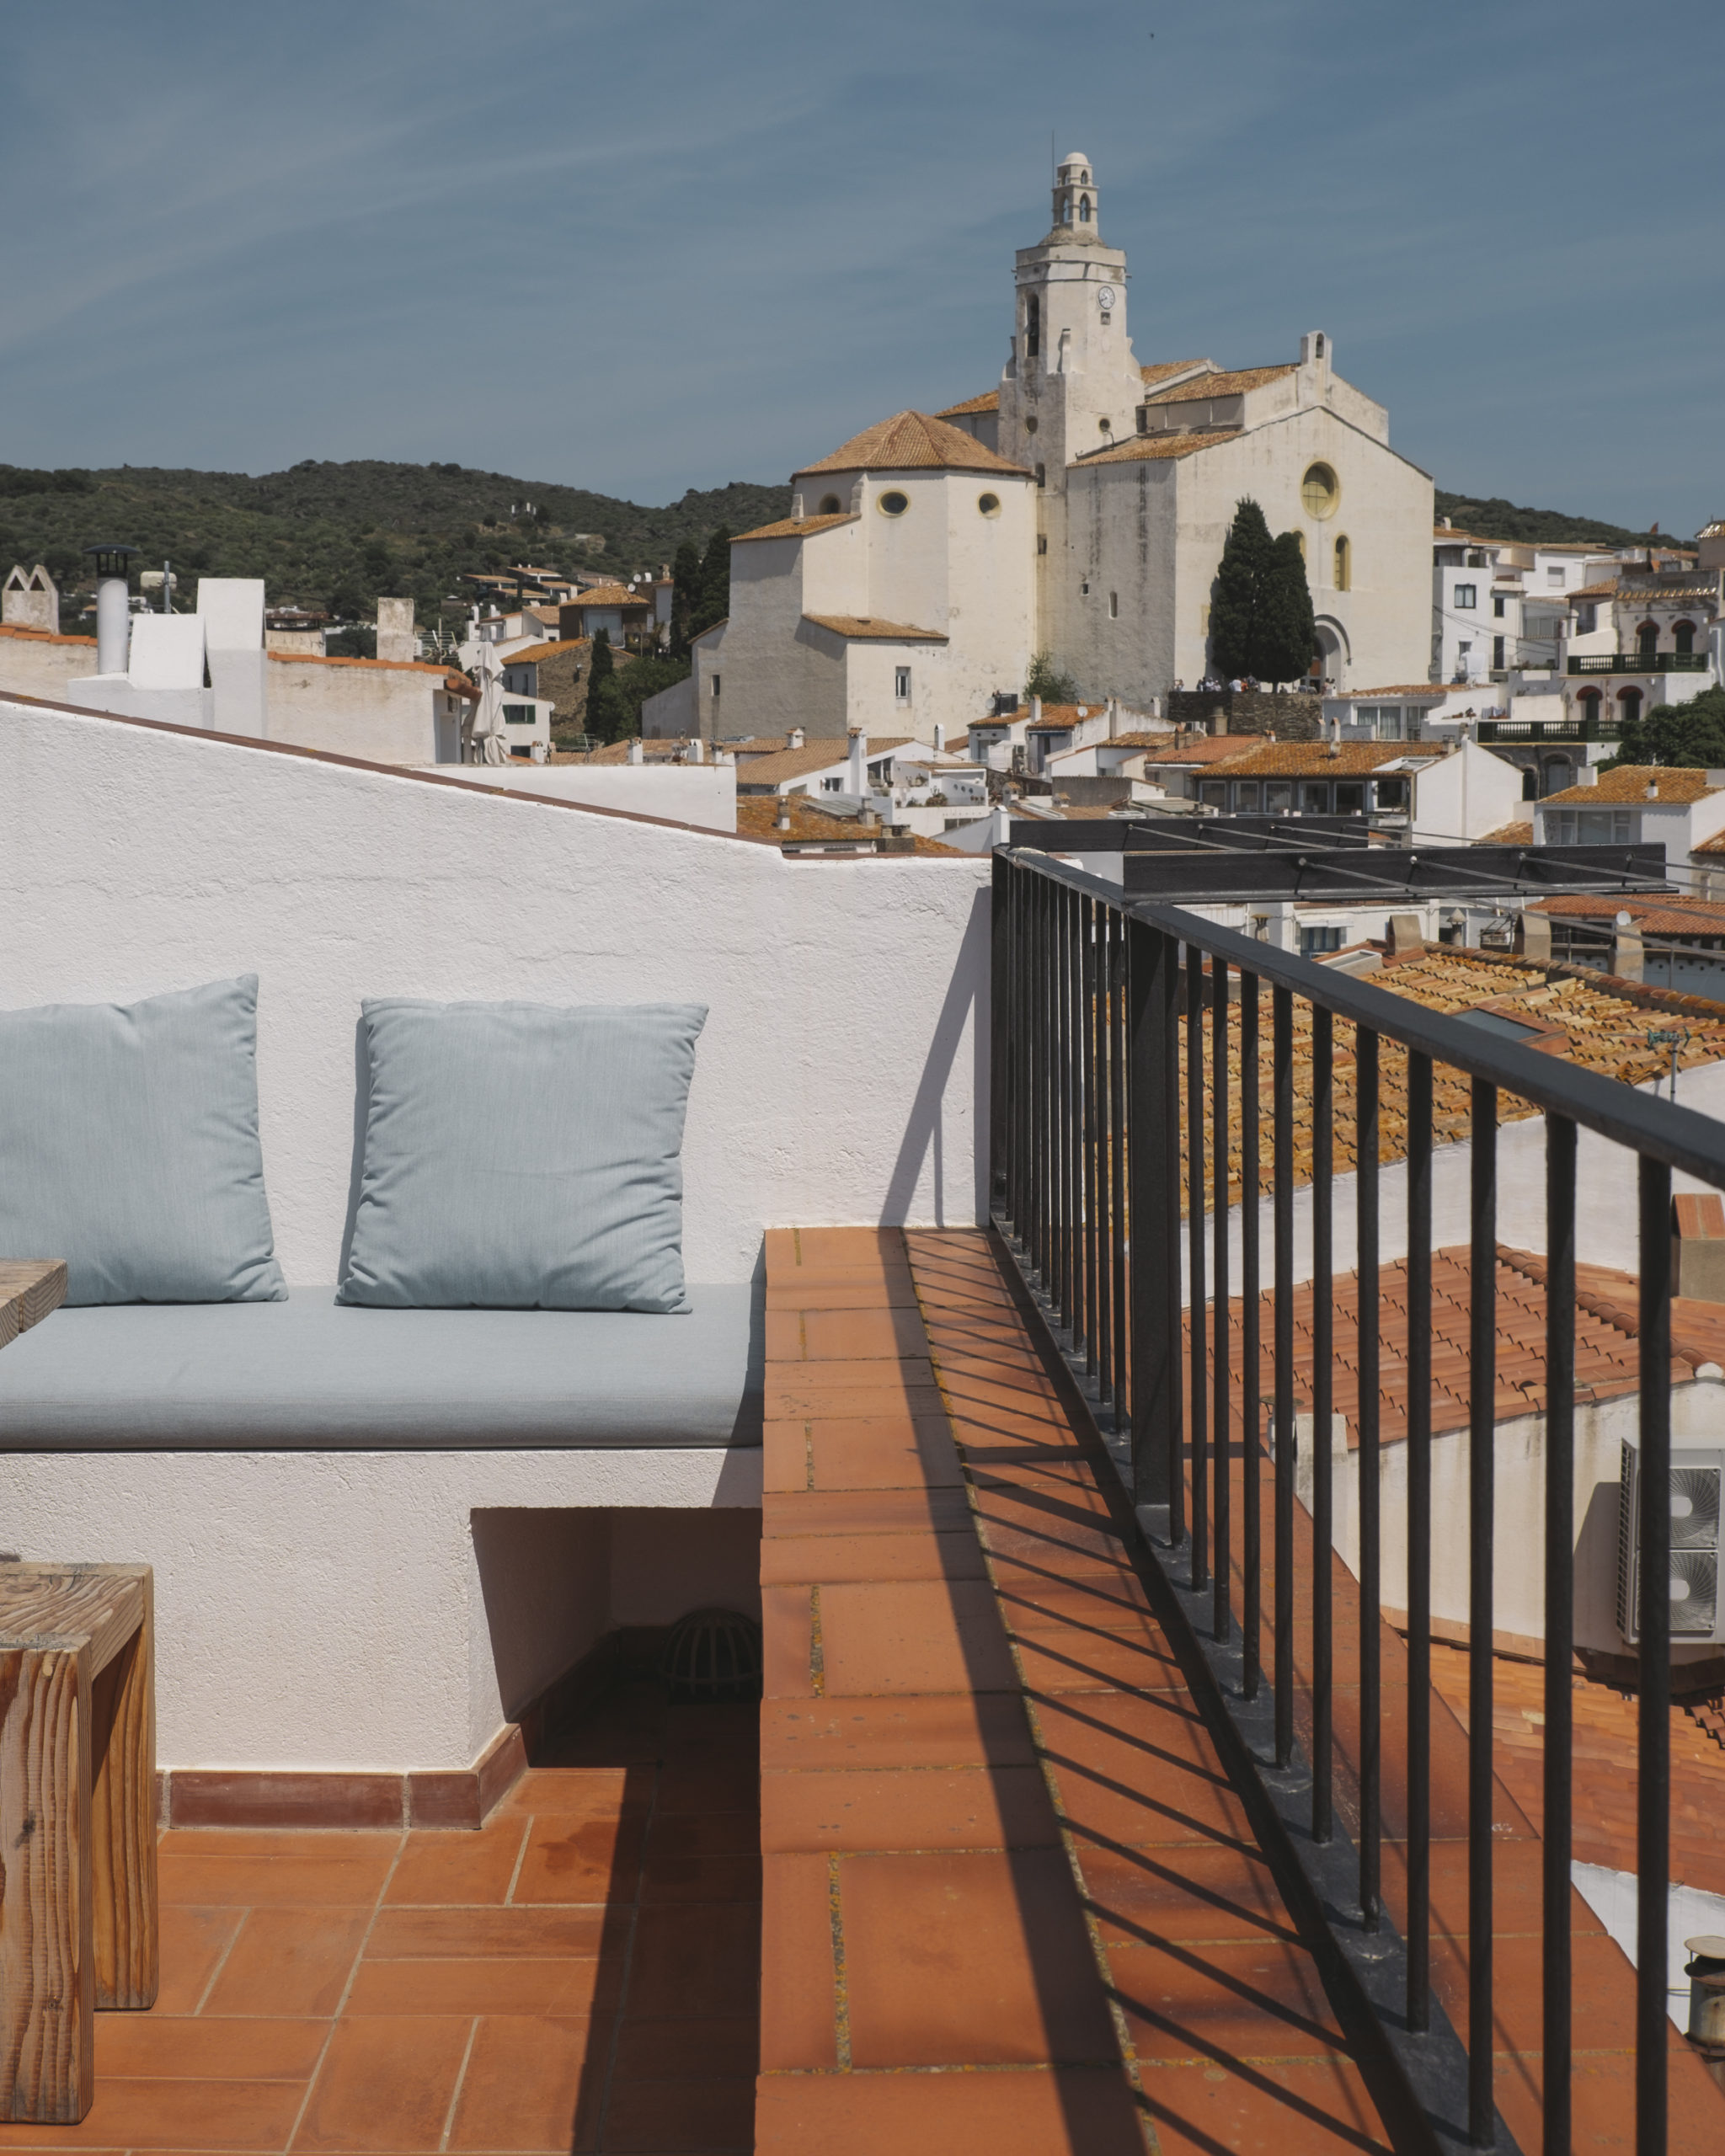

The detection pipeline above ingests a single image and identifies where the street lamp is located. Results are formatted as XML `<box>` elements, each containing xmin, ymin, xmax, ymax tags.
<box><xmin>83</xmin><ymin>542</ymin><xmax>139</xmax><ymax>677</ymax></box>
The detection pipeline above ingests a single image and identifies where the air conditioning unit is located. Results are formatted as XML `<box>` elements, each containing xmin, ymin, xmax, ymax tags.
<box><xmin>1618</xmin><ymin>1437</ymin><xmax>1725</xmax><ymax>1646</ymax></box>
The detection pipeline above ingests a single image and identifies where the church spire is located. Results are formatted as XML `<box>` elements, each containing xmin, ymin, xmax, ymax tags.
<box><xmin>1049</xmin><ymin>151</ymin><xmax>1101</xmax><ymax>243</ymax></box>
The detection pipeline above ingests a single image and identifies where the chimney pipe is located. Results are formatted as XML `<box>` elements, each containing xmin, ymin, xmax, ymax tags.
<box><xmin>788</xmin><ymin>726</ymin><xmax>804</xmax><ymax>750</ymax></box>
<box><xmin>86</xmin><ymin>542</ymin><xmax>138</xmax><ymax>675</ymax></box>
<box><xmin>847</xmin><ymin>726</ymin><xmax>866</xmax><ymax>798</ymax></box>
<box><xmin>933</xmin><ymin>722</ymin><xmax>945</xmax><ymax>753</ymax></box>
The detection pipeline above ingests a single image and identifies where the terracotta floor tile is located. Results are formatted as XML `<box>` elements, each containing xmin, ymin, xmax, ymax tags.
<box><xmin>444</xmin><ymin>2015</ymin><xmax>601</xmax><ymax>2153</ymax></box>
<box><xmin>1079</xmin><ymin>1843</ymin><xmax>1300</xmax><ymax>1948</ymax></box>
<box><xmin>622</xmin><ymin>1903</ymin><xmax>761</xmax><ymax>2018</ymax></box>
<box><xmin>817</xmin><ymin>1578</ymin><xmax>1018</xmax><ymax>1694</ymax></box>
<box><xmin>201</xmin><ymin>1906</ymin><xmax>374</xmax><ymax>2018</ymax></box>
<box><xmin>0</xmin><ymin>2079</ymin><xmax>303</xmax><ymax>2151</ymax></box>
<box><xmin>1012</xmin><ymin>1619</ymin><xmax>1188</xmax><ymax>1694</ymax></box>
<box><xmin>367</xmin><ymin>1906</ymin><xmax>619</xmax><ymax>1961</ymax></box>
<box><xmin>1141</xmin><ymin>2055</ymin><xmax>1392</xmax><ymax>2155</ymax></box>
<box><xmin>158</xmin><ymin>1838</ymin><xmax>397</xmax><ymax>1909</ymax></box>
<box><xmin>611</xmin><ymin>2014</ymin><xmax>759</xmax><ymax>2080</ymax></box>
<box><xmin>764</xmin><ymin>1278</ymin><xmax>919</xmax><ymax>1310</ymax></box>
<box><xmin>512</xmin><ymin>1810</ymin><xmax>647</xmax><ymax>1905</ymax></box>
<box><xmin>803</xmin><ymin>1306</ymin><xmax>932</xmax><ymax>1362</ymax></box>
<box><xmin>1109</xmin><ymin>1936</ymin><xmax>1347</xmax><ymax>2063</ymax></box>
<box><xmin>766</xmin><ymin>1353</ymin><xmax>937</xmax><ymax>1396</ymax></box>
<box><xmin>151</xmin><ymin>1904</ymin><xmax>246</xmax><ymax>2015</ymax></box>
<box><xmin>494</xmin><ymin>1767</ymin><xmax>644</xmax><ymax>1817</ymax></box>
<box><xmin>840</xmin><ymin>1847</ymin><xmax>1117</xmax><ymax>2069</ymax></box>
<box><xmin>385</xmin><ymin>1818</ymin><xmax>530</xmax><ymax>1907</ymax></box>
<box><xmin>291</xmin><ymin>2015</ymin><xmax>471</xmax><ymax>2153</ymax></box>
<box><xmin>654</xmin><ymin>1755</ymin><xmax>762</xmax><ymax>1816</ymax></box>
<box><xmin>599</xmin><ymin>2075</ymin><xmax>756</xmax><ymax>2152</ymax></box>
<box><xmin>344</xmin><ymin>1956</ymin><xmax>614</xmax><ymax>2018</ymax></box>
<box><xmin>763</xmin><ymin>1763</ymin><xmax>1059</xmax><ymax>1854</ymax></box>
<box><xmin>93</xmin><ymin>2015</ymin><xmax>328</xmax><ymax>2080</ymax></box>
<box><xmin>759</xmin><ymin>1853</ymin><xmax>837</xmax><ymax>2071</ymax></box>
<box><xmin>761</xmin><ymin>1582</ymin><xmax>816</xmax><ymax>1698</ymax></box>
<box><xmin>807</xmin><ymin>1417</ymin><xmax>964</xmax><ymax>1491</ymax></box>
<box><xmin>1034</xmin><ymin>1697</ymin><xmax>1253</xmax><ymax>1849</ymax></box>
<box><xmin>638</xmin><ymin>1848</ymin><xmax>761</xmax><ymax>1903</ymax></box>
<box><xmin>760</xmin><ymin>1529</ymin><xmax>986</xmax><ymax>1586</ymax></box>
<box><xmin>754</xmin><ymin>2062</ymin><xmax>1145</xmax><ymax>2155</ymax></box>
<box><xmin>761</xmin><ymin>1694</ymin><xmax>1036</xmax><ymax>1773</ymax></box>
<box><xmin>990</xmin><ymin>1569</ymin><xmax>1155</xmax><ymax>1632</ymax></box>
<box><xmin>763</xmin><ymin>1486</ymin><xmax>974</xmax><ymax>1537</ymax></box>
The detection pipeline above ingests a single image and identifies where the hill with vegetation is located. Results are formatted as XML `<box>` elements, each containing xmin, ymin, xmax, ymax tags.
<box><xmin>1434</xmin><ymin>490</ymin><xmax>1680</xmax><ymax>551</ymax></box>
<box><xmin>0</xmin><ymin>459</ymin><xmax>790</xmax><ymax>630</ymax></box>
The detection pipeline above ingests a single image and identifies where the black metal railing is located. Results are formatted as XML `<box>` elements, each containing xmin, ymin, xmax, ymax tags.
<box><xmin>989</xmin><ymin>846</ymin><xmax>1725</xmax><ymax>2156</ymax></box>
<box><xmin>1477</xmin><ymin>717</ymin><xmax>1623</xmax><ymax>744</ymax></box>
<box><xmin>1568</xmin><ymin>651</ymin><xmax>1709</xmax><ymax>675</ymax></box>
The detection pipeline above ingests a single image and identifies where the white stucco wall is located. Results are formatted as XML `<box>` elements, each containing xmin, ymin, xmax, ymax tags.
<box><xmin>436</xmin><ymin>763</ymin><xmax>738</xmax><ymax>832</ymax></box>
<box><xmin>0</xmin><ymin>631</ymin><xmax>101</xmax><ymax>700</ymax></box>
<box><xmin>264</xmin><ymin>656</ymin><xmax>451</xmax><ymax>761</ymax></box>
<box><xmin>0</xmin><ymin>696</ymin><xmax>991</xmax><ymax>1286</ymax></box>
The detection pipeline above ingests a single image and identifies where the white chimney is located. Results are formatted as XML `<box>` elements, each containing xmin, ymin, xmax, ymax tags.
<box><xmin>1029</xmin><ymin>696</ymin><xmax>1043</xmax><ymax>725</ymax></box>
<box><xmin>933</xmin><ymin>723</ymin><xmax>945</xmax><ymax>753</ymax></box>
<box><xmin>628</xmin><ymin>739</ymin><xmax>644</xmax><ymax>766</ymax></box>
<box><xmin>847</xmin><ymin>727</ymin><xmax>867</xmax><ymax>797</ymax></box>
<box><xmin>790</xmin><ymin>494</ymin><xmax>805</xmax><ymax>521</ymax></box>
<box><xmin>687</xmin><ymin>735</ymin><xmax>704</xmax><ymax>763</ymax></box>
<box><xmin>87</xmin><ymin>542</ymin><xmax>136</xmax><ymax>675</ymax></box>
<box><xmin>788</xmin><ymin>726</ymin><xmax>805</xmax><ymax>750</ymax></box>
<box><xmin>1108</xmin><ymin>696</ymin><xmax>1119</xmax><ymax>739</ymax></box>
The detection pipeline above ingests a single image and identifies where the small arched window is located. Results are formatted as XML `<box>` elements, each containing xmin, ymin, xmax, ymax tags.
<box><xmin>818</xmin><ymin>494</ymin><xmax>842</xmax><ymax>515</ymax></box>
<box><xmin>1675</xmin><ymin>619</ymin><xmax>1697</xmax><ymax>654</ymax></box>
<box><xmin>1577</xmin><ymin>687</ymin><xmax>1604</xmax><ymax>735</ymax></box>
<box><xmin>1637</xmin><ymin>620</ymin><xmax>1659</xmax><ymax>655</ymax></box>
<box><xmin>1035</xmin><ymin>462</ymin><xmax>1046</xmax><ymax>488</ymax></box>
<box><xmin>1315</xmin><ymin>334</ymin><xmax>1326</xmax><ymax>357</ymax></box>
<box><xmin>1618</xmin><ymin>686</ymin><xmax>1643</xmax><ymax>725</ymax></box>
<box><xmin>1333</xmin><ymin>535</ymin><xmax>1350</xmax><ymax>591</ymax></box>
<box><xmin>1026</xmin><ymin>294</ymin><xmax>1040</xmax><ymax>359</ymax></box>
<box><xmin>1078</xmin><ymin>193</ymin><xmax>1092</xmax><ymax>223</ymax></box>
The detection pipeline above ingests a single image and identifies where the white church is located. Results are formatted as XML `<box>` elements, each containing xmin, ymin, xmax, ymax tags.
<box><xmin>681</xmin><ymin>153</ymin><xmax>1434</xmax><ymax>743</ymax></box>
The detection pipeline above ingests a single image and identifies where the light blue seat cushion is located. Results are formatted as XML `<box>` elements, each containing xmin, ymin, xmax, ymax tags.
<box><xmin>0</xmin><ymin>976</ymin><xmax>285</xmax><ymax>1306</ymax></box>
<box><xmin>0</xmin><ymin>1287</ymin><xmax>761</xmax><ymax>1451</ymax></box>
<box><xmin>340</xmin><ymin>999</ymin><xmax>708</xmax><ymax>1314</ymax></box>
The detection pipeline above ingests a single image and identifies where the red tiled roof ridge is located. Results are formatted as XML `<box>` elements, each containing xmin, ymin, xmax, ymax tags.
<box><xmin>793</xmin><ymin>409</ymin><xmax>1032</xmax><ymax>479</ymax></box>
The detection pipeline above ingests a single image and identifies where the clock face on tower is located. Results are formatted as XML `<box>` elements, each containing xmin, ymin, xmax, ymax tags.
<box><xmin>1097</xmin><ymin>286</ymin><xmax>1116</xmax><ymax>309</ymax></box>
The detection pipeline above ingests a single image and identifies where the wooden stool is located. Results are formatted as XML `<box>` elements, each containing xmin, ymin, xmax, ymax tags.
<box><xmin>0</xmin><ymin>1562</ymin><xmax>158</xmax><ymax>2123</ymax></box>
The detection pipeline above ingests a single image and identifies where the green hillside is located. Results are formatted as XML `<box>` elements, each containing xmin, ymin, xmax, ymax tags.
<box><xmin>0</xmin><ymin>460</ymin><xmax>791</xmax><ymax>628</ymax></box>
<box><xmin>1434</xmin><ymin>490</ymin><xmax>1680</xmax><ymax>551</ymax></box>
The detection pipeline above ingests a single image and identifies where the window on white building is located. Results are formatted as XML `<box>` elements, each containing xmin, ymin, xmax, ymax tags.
<box><xmin>712</xmin><ymin>674</ymin><xmax>721</xmax><ymax>698</ymax></box>
<box><xmin>895</xmin><ymin>667</ymin><xmax>911</xmax><ymax>702</ymax></box>
<box><xmin>1454</xmin><ymin>584</ymin><xmax>1477</xmax><ymax>609</ymax></box>
<box><xmin>1547</xmin><ymin>566</ymin><xmax>1566</xmax><ymax>587</ymax></box>
<box><xmin>1300</xmin><ymin>926</ymin><xmax>1345</xmax><ymax>956</ymax></box>
<box><xmin>1359</xmin><ymin>705</ymin><xmax>1403</xmax><ymax>739</ymax></box>
<box><xmin>503</xmin><ymin>703</ymin><xmax>534</xmax><ymax>725</ymax></box>
<box><xmin>1546</xmin><ymin>808</ymin><xmax>1634</xmax><ymax>845</ymax></box>
<box><xmin>1493</xmin><ymin>594</ymin><xmax>1507</xmax><ymax>619</ymax></box>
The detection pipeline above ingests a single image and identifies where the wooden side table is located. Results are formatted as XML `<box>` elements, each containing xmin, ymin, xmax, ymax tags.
<box><xmin>1</xmin><ymin>1262</ymin><xmax>158</xmax><ymax>2125</ymax></box>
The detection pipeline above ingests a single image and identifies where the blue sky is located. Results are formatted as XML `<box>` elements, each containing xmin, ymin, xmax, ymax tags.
<box><xmin>2</xmin><ymin>0</ymin><xmax>1720</xmax><ymax>531</ymax></box>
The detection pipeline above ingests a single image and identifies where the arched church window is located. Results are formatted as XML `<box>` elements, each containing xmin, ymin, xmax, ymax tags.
<box><xmin>1079</xmin><ymin>194</ymin><xmax>1092</xmax><ymax>223</ymax></box>
<box><xmin>1577</xmin><ymin>687</ymin><xmax>1603</xmax><ymax>734</ymax></box>
<box><xmin>1618</xmin><ymin>686</ymin><xmax>1643</xmax><ymax>724</ymax></box>
<box><xmin>1675</xmin><ymin>620</ymin><xmax>1697</xmax><ymax>654</ymax></box>
<box><xmin>1024</xmin><ymin>416</ymin><xmax>1038</xmax><ymax>435</ymax></box>
<box><xmin>818</xmin><ymin>494</ymin><xmax>842</xmax><ymax>515</ymax></box>
<box><xmin>1301</xmin><ymin>464</ymin><xmax>1339</xmax><ymax>519</ymax></box>
<box><xmin>1026</xmin><ymin>295</ymin><xmax>1040</xmax><ymax>358</ymax></box>
<box><xmin>1333</xmin><ymin>535</ymin><xmax>1350</xmax><ymax>591</ymax></box>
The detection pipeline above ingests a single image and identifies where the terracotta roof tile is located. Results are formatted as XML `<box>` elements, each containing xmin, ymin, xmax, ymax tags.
<box><xmin>732</xmin><ymin>512</ymin><xmax>858</xmax><ymax>543</ymax></box>
<box><xmin>1339</xmin><ymin>685</ymin><xmax>1461</xmax><ymax>700</ymax></box>
<box><xmin>793</xmin><ymin>410</ymin><xmax>1032</xmax><ymax>479</ymax></box>
<box><xmin>0</xmin><ymin>624</ymin><xmax>95</xmax><ymax>648</ymax></box>
<box><xmin>933</xmin><ymin>391</ymin><xmax>1000</xmax><ymax>418</ymax></box>
<box><xmin>734</xmin><ymin>793</ymin><xmax>959</xmax><ymax>856</ymax></box>
<box><xmin>563</xmin><ymin>584</ymin><xmax>649</xmax><ymax>609</ymax></box>
<box><xmin>1219</xmin><ymin>741</ymin><xmax>1445</xmax><ymax>777</ymax></box>
<box><xmin>1541</xmin><ymin>765</ymin><xmax>1721</xmax><ymax>806</ymax></box>
<box><xmin>1530</xmin><ymin>894</ymin><xmax>1725</xmax><ymax>936</ymax></box>
<box><xmin>734</xmin><ymin>736</ymin><xmax>916</xmax><ymax>785</ymax></box>
<box><xmin>1143</xmin><ymin>363</ymin><xmax>1297</xmax><ymax>403</ymax></box>
<box><xmin>801</xmin><ymin>614</ymin><xmax>948</xmax><ymax>643</ymax></box>
<box><xmin>1075</xmin><ymin>428</ymin><xmax>1239</xmax><ymax>466</ymax></box>
<box><xmin>1474</xmin><ymin>821</ymin><xmax>1535</xmax><ymax>846</ymax></box>
<box><xmin>1140</xmin><ymin>359</ymin><xmax>1212</xmax><ymax>387</ymax></box>
<box><xmin>501</xmin><ymin>638</ymin><xmax>586</xmax><ymax>664</ymax></box>
<box><xmin>1144</xmin><ymin>734</ymin><xmax>1265</xmax><ymax>766</ymax></box>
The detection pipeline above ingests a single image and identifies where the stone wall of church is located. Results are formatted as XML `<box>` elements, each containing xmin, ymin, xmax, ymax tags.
<box><xmin>1167</xmin><ymin>689</ymin><xmax>1322</xmax><ymax>739</ymax></box>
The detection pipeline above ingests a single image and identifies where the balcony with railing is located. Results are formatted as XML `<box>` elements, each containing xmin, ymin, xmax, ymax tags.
<box><xmin>1477</xmin><ymin>716</ymin><xmax>1624</xmax><ymax>744</ymax></box>
<box><xmin>1568</xmin><ymin>652</ymin><xmax>1711</xmax><ymax>676</ymax></box>
<box><xmin>6</xmin><ymin>681</ymin><xmax>1725</xmax><ymax>2153</ymax></box>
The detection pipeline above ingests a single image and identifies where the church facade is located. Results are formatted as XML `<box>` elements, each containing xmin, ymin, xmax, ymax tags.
<box><xmin>702</xmin><ymin>152</ymin><xmax>1433</xmax><ymax>740</ymax></box>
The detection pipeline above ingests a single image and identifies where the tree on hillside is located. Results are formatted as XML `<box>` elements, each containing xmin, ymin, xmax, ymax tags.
<box><xmin>1258</xmin><ymin>531</ymin><xmax>1316</xmax><ymax>686</ymax></box>
<box><xmin>1024</xmin><ymin>648</ymin><xmax>1079</xmax><ymax>704</ymax></box>
<box><xmin>585</xmin><ymin>627</ymin><xmax>618</xmax><ymax>737</ymax></box>
<box><xmin>587</xmin><ymin>655</ymin><xmax>692</xmax><ymax>746</ymax></box>
<box><xmin>1209</xmin><ymin>499</ymin><xmax>1273</xmax><ymax>680</ymax></box>
<box><xmin>670</xmin><ymin>539</ymin><xmax>702</xmax><ymax>655</ymax></box>
<box><xmin>689</xmin><ymin>526</ymin><xmax>731</xmax><ymax>639</ymax></box>
<box><xmin>1605</xmin><ymin>686</ymin><xmax>1725</xmax><ymax>771</ymax></box>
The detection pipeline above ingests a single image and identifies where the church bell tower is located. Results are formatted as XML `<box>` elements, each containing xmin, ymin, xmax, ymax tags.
<box><xmin>998</xmin><ymin>153</ymin><xmax>1146</xmax><ymax>670</ymax></box>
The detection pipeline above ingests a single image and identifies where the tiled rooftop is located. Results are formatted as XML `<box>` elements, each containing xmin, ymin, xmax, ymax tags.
<box><xmin>1142</xmin><ymin>365</ymin><xmax>1297</xmax><ymax>403</ymax></box>
<box><xmin>1541</xmin><ymin>765</ymin><xmax>1722</xmax><ymax>807</ymax></box>
<box><xmin>793</xmin><ymin>411</ymin><xmax>1031</xmax><ymax>480</ymax></box>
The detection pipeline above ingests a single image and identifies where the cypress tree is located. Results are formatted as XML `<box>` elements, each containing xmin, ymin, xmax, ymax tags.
<box><xmin>1258</xmin><ymin>531</ymin><xmax>1317</xmax><ymax>686</ymax></box>
<box><xmin>689</xmin><ymin>526</ymin><xmax>731</xmax><ymax>639</ymax></box>
<box><xmin>585</xmin><ymin>627</ymin><xmax>619</xmax><ymax>740</ymax></box>
<box><xmin>670</xmin><ymin>540</ymin><xmax>701</xmax><ymax>656</ymax></box>
<box><xmin>1209</xmin><ymin>499</ymin><xmax>1273</xmax><ymax>679</ymax></box>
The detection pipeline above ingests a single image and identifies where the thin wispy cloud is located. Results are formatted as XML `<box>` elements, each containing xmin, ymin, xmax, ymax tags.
<box><xmin>2</xmin><ymin>0</ymin><xmax>1720</xmax><ymax>527</ymax></box>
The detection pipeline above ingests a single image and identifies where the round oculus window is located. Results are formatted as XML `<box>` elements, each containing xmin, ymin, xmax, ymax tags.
<box><xmin>977</xmin><ymin>493</ymin><xmax>1001</xmax><ymax>517</ymax></box>
<box><xmin>1301</xmin><ymin>462</ymin><xmax>1340</xmax><ymax>520</ymax></box>
<box><xmin>1024</xmin><ymin>415</ymin><xmax>1039</xmax><ymax>434</ymax></box>
<box><xmin>878</xmin><ymin>489</ymin><xmax>910</xmax><ymax>517</ymax></box>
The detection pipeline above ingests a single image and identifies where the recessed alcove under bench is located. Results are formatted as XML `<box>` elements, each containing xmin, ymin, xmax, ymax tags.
<box><xmin>0</xmin><ymin>1286</ymin><xmax>766</xmax><ymax>1828</ymax></box>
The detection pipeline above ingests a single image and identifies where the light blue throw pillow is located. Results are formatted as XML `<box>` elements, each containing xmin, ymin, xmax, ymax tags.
<box><xmin>0</xmin><ymin>976</ymin><xmax>286</xmax><ymax>1305</ymax></box>
<box><xmin>339</xmin><ymin>999</ymin><xmax>708</xmax><ymax>1312</ymax></box>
